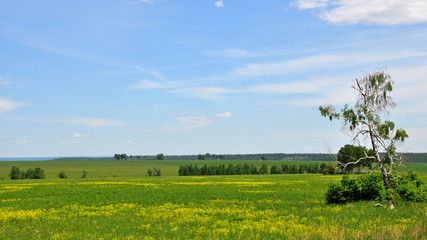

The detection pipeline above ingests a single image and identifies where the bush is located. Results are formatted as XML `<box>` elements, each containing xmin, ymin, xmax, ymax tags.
<box><xmin>391</xmin><ymin>171</ymin><xmax>426</xmax><ymax>202</ymax></box>
<box><xmin>147</xmin><ymin>168</ymin><xmax>161</xmax><ymax>177</ymax></box>
<box><xmin>326</xmin><ymin>171</ymin><xmax>426</xmax><ymax>204</ymax></box>
<box><xmin>322</xmin><ymin>164</ymin><xmax>336</xmax><ymax>175</ymax></box>
<box><xmin>58</xmin><ymin>171</ymin><xmax>67</xmax><ymax>179</ymax></box>
<box><xmin>81</xmin><ymin>170</ymin><xmax>88</xmax><ymax>178</ymax></box>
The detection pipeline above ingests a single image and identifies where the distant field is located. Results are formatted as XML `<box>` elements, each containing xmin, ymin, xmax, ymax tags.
<box><xmin>1</xmin><ymin>159</ymin><xmax>426</xmax><ymax>179</ymax></box>
<box><xmin>0</xmin><ymin>159</ymin><xmax>336</xmax><ymax>179</ymax></box>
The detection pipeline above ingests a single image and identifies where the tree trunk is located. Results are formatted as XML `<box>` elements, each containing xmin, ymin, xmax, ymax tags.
<box><xmin>370</xmin><ymin>135</ymin><xmax>395</xmax><ymax>209</ymax></box>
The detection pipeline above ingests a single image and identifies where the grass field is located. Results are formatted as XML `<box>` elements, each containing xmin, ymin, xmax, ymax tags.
<box><xmin>0</xmin><ymin>160</ymin><xmax>339</xmax><ymax>179</ymax></box>
<box><xmin>1</xmin><ymin>159</ymin><xmax>427</xmax><ymax>179</ymax></box>
<box><xmin>1</xmin><ymin>160</ymin><xmax>427</xmax><ymax>239</ymax></box>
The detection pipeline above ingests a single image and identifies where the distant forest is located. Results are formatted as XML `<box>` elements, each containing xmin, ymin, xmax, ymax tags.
<box><xmin>54</xmin><ymin>152</ymin><xmax>427</xmax><ymax>163</ymax></box>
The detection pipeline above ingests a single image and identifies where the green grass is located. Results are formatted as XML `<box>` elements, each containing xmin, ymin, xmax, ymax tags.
<box><xmin>1</xmin><ymin>160</ymin><xmax>426</xmax><ymax>239</ymax></box>
<box><xmin>0</xmin><ymin>159</ymin><xmax>332</xmax><ymax>179</ymax></box>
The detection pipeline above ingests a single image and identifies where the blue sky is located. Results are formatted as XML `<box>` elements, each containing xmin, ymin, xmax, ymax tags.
<box><xmin>1</xmin><ymin>0</ymin><xmax>427</xmax><ymax>157</ymax></box>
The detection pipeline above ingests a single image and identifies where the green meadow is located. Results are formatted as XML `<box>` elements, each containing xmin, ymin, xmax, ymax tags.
<box><xmin>1</xmin><ymin>160</ymin><xmax>427</xmax><ymax>239</ymax></box>
<box><xmin>0</xmin><ymin>159</ymin><xmax>340</xmax><ymax>179</ymax></box>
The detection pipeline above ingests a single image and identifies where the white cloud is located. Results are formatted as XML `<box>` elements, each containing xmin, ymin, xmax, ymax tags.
<box><xmin>232</xmin><ymin>55</ymin><xmax>343</xmax><ymax>77</ymax></box>
<box><xmin>170</xmin><ymin>87</ymin><xmax>233</xmax><ymax>101</ymax></box>
<box><xmin>208</xmin><ymin>49</ymin><xmax>250</xmax><ymax>58</ymax></box>
<box><xmin>244</xmin><ymin>77</ymin><xmax>343</xmax><ymax>94</ymax></box>
<box><xmin>389</xmin><ymin>65</ymin><xmax>427</xmax><ymax>115</ymax></box>
<box><xmin>129</xmin><ymin>0</ymin><xmax>158</xmax><ymax>4</ymax></box>
<box><xmin>127</xmin><ymin>80</ymin><xmax>171</xmax><ymax>90</ymax></box>
<box><xmin>134</xmin><ymin>66</ymin><xmax>163</xmax><ymax>79</ymax></box>
<box><xmin>0</xmin><ymin>98</ymin><xmax>26</xmax><ymax>113</ymax></box>
<box><xmin>3</xmin><ymin>139</ymin><xmax>32</xmax><ymax>145</ymax></box>
<box><xmin>68</xmin><ymin>118</ymin><xmax>126</xmax><ymax>128</ymax></box>
<box><xmin>73</xmin><ymin>133</ymin><xmax>91</xmax><ymax>138</ymax></box>
<box><xmin>215</xmin><ymin>0</ymin><xmax>224</xmax><ymax>8</ymax></box>
<box><xmin>232</xmin><ymin>51</ymin><xmax>426</xmax><ymax>77</ymax></box>
<box><xmin>291</xmin><ymin>0</ymin><xmax>329</xmax><ymax>9</ymax></box>
<box><xmin>303</xmin><ymin>146</ymin><xmax>316</xmax><ymax>152</ymax></box>
<box><xmin>125</xmin><ymin>140</ymin><xmax>134</xmax><ymax>144</ymax></box>
<box><xmin>176</xmin><ymin>116</ymin><xmax>213</xmax><ymax>129</ymax></box>
<box><xmin>216</xmin><ymin>112</ymin><xmax>232</xmax><ymax>118</ymax></box>
<box><xmin>0</xmin><ymin>77</ymin><xmax>11</xmax><ymax>86</ymax></box>
<box><xmin>292</xmin><ymin>0</ymin><xmax>427</xmax><ymax>25</ymax></box>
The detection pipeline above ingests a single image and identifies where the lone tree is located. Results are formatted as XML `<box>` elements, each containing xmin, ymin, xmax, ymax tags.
<box><xmin>319</xmin><ymin>71</ymin><xmax>408</xmax><ymax>209</ymax></box>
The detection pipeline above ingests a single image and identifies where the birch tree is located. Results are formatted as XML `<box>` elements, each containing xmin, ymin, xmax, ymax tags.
<box><xmin>319</xmin><ymin>71</ymin><xmax>408</xmax><ymax>209</ymax></box>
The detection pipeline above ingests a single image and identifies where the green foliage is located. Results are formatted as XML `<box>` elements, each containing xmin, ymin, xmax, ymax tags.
<box><xmin>326</xmin><ymin>171</ymin><xmax>427</xmax><ymax>204</ymax></box>
<box><xmin>9</xmin><ymin>166</ymin><xmax>21</xmax><ymax>180</ymax></box>
<box><xmin>147</xmin><ymin>168</ymin><xmax>161</xmax><ymax>177</ymax></box>
<box><xmin>81</xmin><ymin>170</ymin><xmax>88</xmax><ymax>178</ymax></box>
<box><xmin>114</xmin><ymin>153</ymin><xmax>128</xmax><ymax>160</ymax></box>
<box><xmin>391</xmin><ymin>171</ymin><xmax>427</xmax><ymax>202</ymax></box>
<box><xmin>337</xmin><ymin>144</ymin><xmax>374</xmax><ymax>173</ymax></box>
<box><xmin>58</xmin><ymin>171</ymin><xmax>67</xmax><ymax>179</ymax></box>
<box><xmin>156</xmin><ymin>153</ymin><xmax>165</xmax><ymax>160</ymax></box>
<box><xmin>10</xmin><ymin>167</ymin><xmax>46</xmax><ymax>180</ymax></box>
<box><xmin>322</xmin><ymin>164</ymin><xmax>336</xmax><ymax>175</ymax></box>
<box><xmin>178</xmin><ymin>163</ymin><xmax>326</xmax><ymax>176</ymax></box>
<box><xmin>24</xmin><ymin>167</ymin><xmax>46</xmax><ymax>179</ymax></box>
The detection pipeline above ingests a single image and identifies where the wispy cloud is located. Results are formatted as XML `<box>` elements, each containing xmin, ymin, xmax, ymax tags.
<box><xmin>177</xmin><ymin>116</ymin><xmax>213</xmax><ymax>129</ymax></box>
<box><xmin>169</xmin><ymin>87</ymin><xmax>234</xmax><ymax>101</ymax></box>
<box><xmin>214</xmin><ymin>0</ymin><xmax>224</xmax><ymax>8</ymax></box>
<box><xmin>243</xmin><ymin>76</ymin><xmax>356</xmax><ymax>107</ymax></box>
<box><xmin>232</xmin><ymin>55</ymin><xmax>343</xmax><ymax>77</ymax></box>
<box><xmin>290</xmin><ymin>0</ymin><xmax>328</xmax><ymax>9</ymax></box>
<box><xmin>0</xmin><ymin>98</ymin><xmax>26</xmax><ymax>113</ymax></box>
<box><xmin>146</xmin><ymin>111</ymin><xmax>233</xmax><ymax>133</ymax></box>
<box><xmin>134</xmin><ymin>66</ymin><xmax>164</xmax><ymax>80</ymax></box>
<box><xmin>67</xmin><ymin>118</ymin><xmax>126</xmax><ymax>128</ymax></box>
<box><xmin>291</xmin><ymin>0</ymin><xmax>427</xmax><ymax>25</ymax></box>
<box><xmin>0</xmin><ymin>77</ymin><xmax>11</xmax><ymax>86</ymax></box>
<box><xmin>232</xmin><ymin>51</ymin><xmax>427</xmax><ymax>77</ymax></box>
<box><xmin>303</xmin><ymin>146</ymin><xmax>316</xmax><ymax>152</ymax></box>
<box><xmin>73</xmin><ymin>133</ymin><xmax>91</xmax><ymax>138</ymax></box>
<box><xmin>128</xmin><ymin>0</ymin><xmax>158</xmax><ymax>4</ymax></box>
<box><xmin>207</xmin><ymin>49</ymin><xmax>251</xmax><ymax>58</ymax></box>
<box><xmin>0</xmin><ymin>138</ymin><xmax>34</xmax><ymax>145</ymax></box>
<box><xmin>127</xmin><ymin>79</ymin><xmax>172</xmax><ymax>90</ymax></box>
<box><xmin>216</xmin><ymin>112</ymin><xmax>232</xmax><ymax>118</ymax></box>
<box><xmin>244</xmin><ymin>78</ymin><xmax>342</xmax><ymax>94</ymax></box>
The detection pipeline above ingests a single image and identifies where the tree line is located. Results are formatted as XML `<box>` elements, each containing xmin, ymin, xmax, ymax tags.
<box><xmin>178</xmin><ymin>163</ymin><xmax>334</xmax><ymax>176</ymax></box>
<box><xmin>9</xmin><ymin>166</ymin><xmax>45</xmax><ymax>179</ymax></box>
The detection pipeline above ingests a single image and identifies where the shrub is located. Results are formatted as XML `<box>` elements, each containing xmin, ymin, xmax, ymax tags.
<box><xmin>322</xmin><ymin>164</ymin><xmax>336</xmax><ymax>175</ymax></box>
<box><xmin>81</xmin><ymin>170</ymin><xmax>88</xmax><ymax>178</ymax></box>
<box><xmin>58</xmin><ymin>171</ymin><xmax>67</xmax><ymax>179</ymax></box>
<box><xmin>147</xmin><ymin>168</ymin><xmax>161</xmax><ymax>177</ymax></box>
<box><xmin>326</xmin><ymin>171</ymin><xmax>426</xmax><ymax>204</ymax></box>
<box><xmin>391</xmin><ymin>171</ymin><xmax>427</xmax><ymax>202</ymax></box>
<box><xmin>152</xmin><ymin>167</ymin><xmax>161</xmax><ymax>176</ymax></box>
